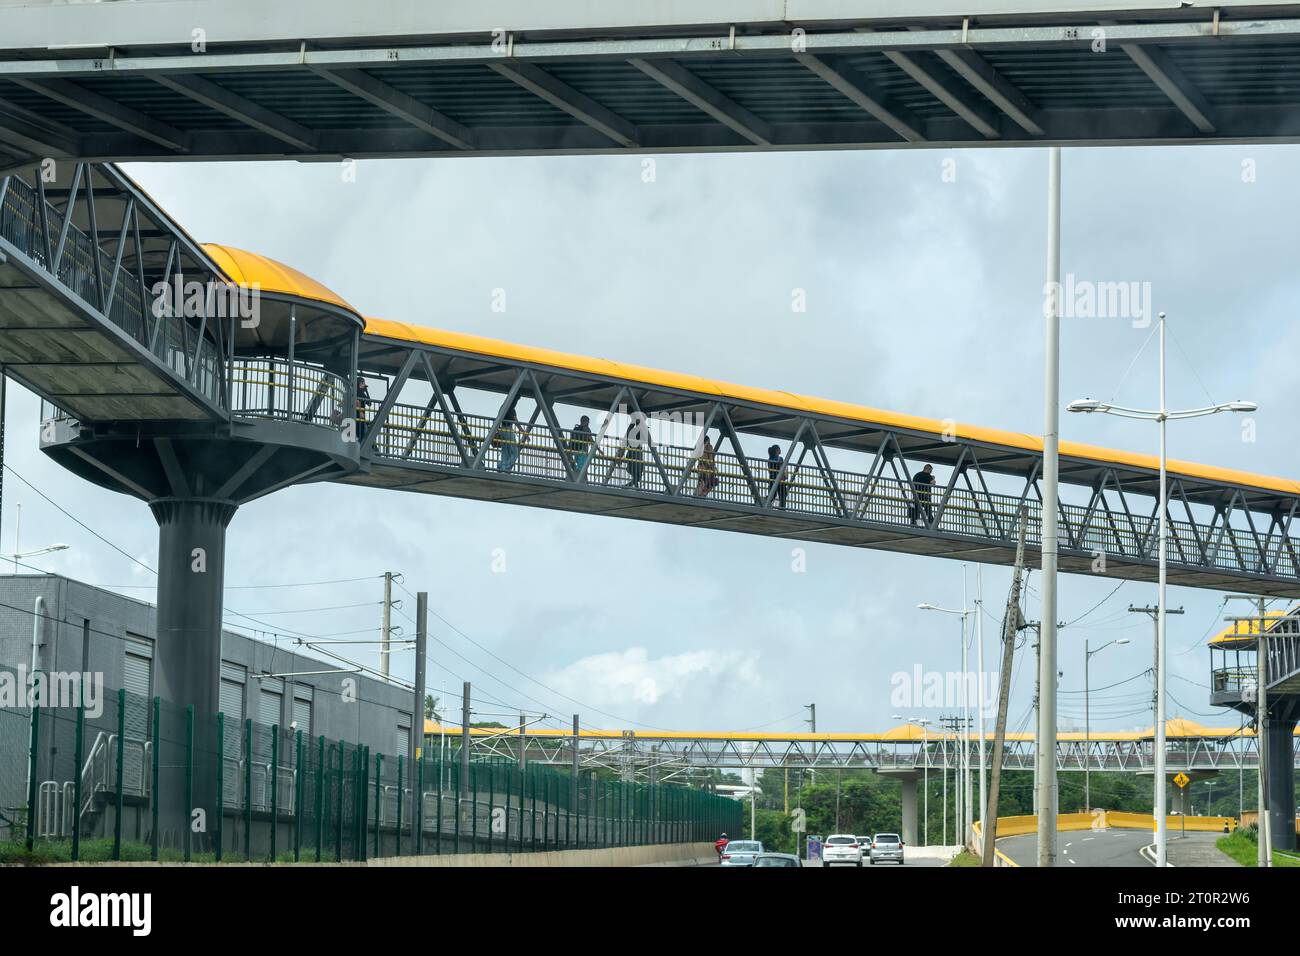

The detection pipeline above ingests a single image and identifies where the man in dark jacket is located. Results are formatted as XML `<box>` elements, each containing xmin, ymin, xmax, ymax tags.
<box><xmin>910</xmin><ymin>463</ymin><xmax>935</xmax><ymax>526</ymax></box>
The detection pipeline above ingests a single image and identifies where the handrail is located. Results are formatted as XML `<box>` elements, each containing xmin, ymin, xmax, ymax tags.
<box><xmin>0</xmin><ymin>171</ymin><xmax>222</xmax><ymax>404</ymax></box>
<box><xmin>370</xmin><ymin>403</ymin><xmax>1294</xmax><ymax>577</ymax></box>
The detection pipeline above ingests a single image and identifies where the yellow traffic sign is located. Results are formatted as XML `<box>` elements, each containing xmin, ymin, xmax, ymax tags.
<box><xmin>1173</xmin><ymin>772</ymin><xmax>1190</xmax><ymax>789</ymax></box>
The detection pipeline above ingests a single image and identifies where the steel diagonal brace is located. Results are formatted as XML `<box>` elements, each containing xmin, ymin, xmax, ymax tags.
<box><xmin>361</xmin><ymin>349</ymin><xmax>420</xmax><ymax>457</ymax></box>
<box><xmin>469</xmin><ymin>370</ymin><xmax>527</xmax><ymax>471</ymax></box>
<box><xmin>578</xmin><ymin>386</ymin><xmax>630</xmax><ymax>485</ymax></box>
<box><xmin>415</xmin><ymin>351</ymin><xmax>470</xmax><ymax>466</ymax></box>
<box><xmin>626</xmin><ymin>390</ymin><xmax>674</xmax><ymax>493</ymax></box>
<box><xmin>929</xmin><ymin>444</ymin><xmax>969</xmax><ymax>531</ymax></box>
<box><xmin>524</xmin><ymin>370</ymin><xmax>576</xmax><ymax>480</ymax></box>
<box><xmin>672</xmin><ymin>402</ymin><xmax>722</xmax><ymax>497</ymax></box>
<box><xmin>765</xmin><ymin>420</ymin><xmax>809</xmax><ymax>510</ymax></box>
<box><xmin>51</xmin><ymin>161</ymin><xmax>84</xmax><ymax>276</ymax></box>
<box><xmin>805</xmin><ymin>423</ymin><xmax>847</xmax><ymax>517</ymax></box>
<box><xmin>717</xmin><ymin>405</ymin><xmax>761</xmax><ymax>505</ymax></box>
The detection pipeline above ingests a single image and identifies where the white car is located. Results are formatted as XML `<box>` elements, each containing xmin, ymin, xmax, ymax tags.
<box><xmin>821</xmin><ymin>834</ymin><xmax>863</xmax><ymax>867</ymax></box>
<box><xmin>719</xmin><ymin>840</ymin><xmax>764</xmax><ymax>866</ymax></box>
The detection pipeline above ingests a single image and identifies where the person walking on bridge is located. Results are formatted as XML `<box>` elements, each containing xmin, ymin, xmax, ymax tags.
<box><xmin>767</xmin><ymin>444</ymin><xmax>788</xmax><ymax>509</ymax></box>
<box><xmin>910</xmin><ymin>463</ymin><xmax>935</xmax><ymax>526</ymax></box>
<box><xmin>621</xmin><ymin>416</ymin><xmax>647</xmax><ymax>489</ymax></box>
<box><xmin>355</xmin><ymin>376</ymin><xmax>371</xmax><ymax>442</ymax></box>
<box><xmin>693</xmin><ymin>434</ymin><xmax>718</xmax><ymax>497</ymax></box>
<box><xmin>568</xmin><ymin>415</ymin><xmax>594</xmax><ymax>476</ymax></box>
<box><xmin>494</xmin><ymin>404</ymin><xmax>522</xmax><ymax>473</ymax></box>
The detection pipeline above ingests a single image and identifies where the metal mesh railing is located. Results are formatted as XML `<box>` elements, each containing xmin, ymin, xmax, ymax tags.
<box><xmin>4</xmin><ymin>680</ymin><xmax>739</xmax><ymax>861</ymax></box>
<box><xmin>228</xmin><ymin>357</ymin><xmax>348</xmax><ymax>427</ymax></box>
<box><xmin>366</xmin><ymin>403</ymin><xmax>1296</xmax><ymax>580</ymax></box>
<box><xmin>0</xmin><ymin>172</ymin><xmax>222</xmax><ymax>405</ymax></box>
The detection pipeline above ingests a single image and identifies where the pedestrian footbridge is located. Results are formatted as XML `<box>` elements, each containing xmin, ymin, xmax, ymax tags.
<box><xmin>429</xmin><ymin>718</ymin><xmax>1297</xmax><ymax>775</ymax></box>
<box><xmin>4</xmin><ymin>161</ymin><xmax>1300</xmax><ymax>598</ymax></box>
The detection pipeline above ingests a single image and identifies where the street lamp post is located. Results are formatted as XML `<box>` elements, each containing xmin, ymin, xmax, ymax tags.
<box><xmin>1068</xmin><ymin>310</ymin><xmax>1256</xmax><ymax>868</ymax></box>
<box><xmin>1084</xmin><ymin>637</ymin><xmax>1130</xmax><ymax>811</ymax></box>
<box><xmin>919</xmin><ymin>596</ymin><xmax>976</xmax><ymax>843</ymax></box>
<box><xmin>894</xmin><ymin>714</ymin><xmax>932</xmax><ymax>846</ymax></box>
<box><xmin>4</xmin><ymin>542</ymin><xmax>69</xmax><ymax>573</ymax></box>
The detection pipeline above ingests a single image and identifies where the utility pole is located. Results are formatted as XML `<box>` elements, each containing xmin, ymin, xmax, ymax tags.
<box><xmin>1249</xmin><ymin>597</ymin><xmax>1273</xmax><ymax>867</ymax></box>
<box><xmin>571</xmin><ymin>714</ymin><xmax>580</xmax><ymax>820</ymax></box>
<box><xmin>982</xmin><ymin>510</ymin><xmax>1027</xmax><ymax>866</ymax></box>
<box><xmin>380</xmin><ymin>571</ymin><xmax>394</xmax><ymax>678</ymax></box>
<box><xmin>1037</xmin><ymin>143</ymin><xmax>1063</xmax><ymax>869</ymax></box>
<box><xmin>1129</xmin><ymin>602</ymin><xmax>1183</xmax><ymax>852</ymax></box>
<box><xmin>805</xmin><ymin>703</ymin><xmax>816</xmax><ymax>786</ymax></box>
<box><xmin>975</xmin><ymin>564</ymin><xmax>987</xmax><ymax>839</ymax></box>
<box><xmin>411</xmin><ymin>591</ymin><xmax>427</xmax><ymax>847</ymax></box>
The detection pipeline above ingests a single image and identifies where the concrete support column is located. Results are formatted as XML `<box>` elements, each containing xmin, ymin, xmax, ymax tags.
<box><xmin>900</xmin><ymin>775</ymin><xmax>919</xmax><ymax>846</ymax></box>
<box><xmin>149</xmin><ymin>498</ymin><xmax>237</xmax><ymax>719</ymax></box>
<box><xmin>1265</xmin><ymin>715</ymin><xmax>1297</xmax><ymax>852</ymax></box>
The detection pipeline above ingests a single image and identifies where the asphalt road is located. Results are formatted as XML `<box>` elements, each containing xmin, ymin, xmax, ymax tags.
<box><xmin>998</xmin><ymin>829</ymin><xmax>1223</xmax><ymax>867</ymax></box>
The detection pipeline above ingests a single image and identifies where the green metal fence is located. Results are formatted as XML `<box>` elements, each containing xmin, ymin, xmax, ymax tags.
<box><xmin>1</xmin><ymin>677</ymin><xmax>741</xmax><ymax>861</ymax></box>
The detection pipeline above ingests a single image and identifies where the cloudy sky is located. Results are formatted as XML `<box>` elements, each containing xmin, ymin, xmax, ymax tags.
<box><xmin>5</xmin><ymin>142</ymin><xmax>1297</xmax><ymax>738</ymax></box>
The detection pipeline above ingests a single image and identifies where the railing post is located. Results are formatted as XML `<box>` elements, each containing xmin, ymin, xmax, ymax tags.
<box><xmin>72</xmin><ymin>697</ymin><xmax>85</xmax><ymax>861</ymax></box>
<box><xmin>471</xmin><ymin>760</ymin><xmax>479</xmax><ymax>852</ymax></box>
<box><xmin>293</xmin><ymin>729</ymin><xmax>303</xmax><ymax>862</ymax></box>
<box><xmin>486</xmin><ymin>763</ymin><xmax>494</xmax><ymax>855</ymax></box>
<box><xmin>315</xmin><ymin>735</ymin><xmax>324</xmax><ymax>863</ymax></box>
<box><xmin>373</xmin><ymin>752</ymin><xmax>382</xmax><ymax>858</ymax></box>
<box><xmin>113</xmin><ymin>687</ymin><xmax>125</xmax><ymax>861</ymax></box>
<box><xmin>151</xmin><ymin>696</ymin><xmax>161</xmax><ymax>861</ymax></box>
<box><xmin>396</xmin><ymin>754</ymin><xmax>403</xmax><ymax>858</ymax></box>
<box><xmin>243</xmin><ymin>717</ymin><xmax>252</xmax><ymax>861</ymax></box>
<box><xmin>334</xmin><ymin>740</ymin><xmax>344</xmax><ymax>863</ymax></box>
<box><xmin>270</xmin><ymin>723</ymin><xmax>279</xmax><ymax>862</ymax></box>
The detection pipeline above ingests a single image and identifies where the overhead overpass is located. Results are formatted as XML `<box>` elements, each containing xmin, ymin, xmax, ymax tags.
<box><xmin>430</xmin><ymin>718</ymin><xmax>1299</xmax><ymax>774</ymax></box>
<box><xmin>3</xmin><ymin>2</ymin><xmax>1300</xmax><ymax>168</ymax></box>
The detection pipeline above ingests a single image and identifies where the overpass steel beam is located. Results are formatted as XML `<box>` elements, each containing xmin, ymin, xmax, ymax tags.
<box><xmin>311</xmin><ymin>68</ymin><xmax>475</xmax><ymax>150</ymax></box>
<box><xmin>487</xmin><ymin>61</ymin><xmax>640</xmax><ymax>148</ymax></box>
<box><xmin>795</xmin><ymin>54</ymin><xmax>926</xmax><ymax>143</ymax></box>
<box><xmin>152</xmin><ymin>74</ymin><xmax>321</xmax><ymax>151</ymax></box>
<box><xmin>628</xmin><ymin>58</ymin><xmax>772</xmax><ymax>146</ymax></box>
<box><xmin>12</xmin><ymin>78</ymin><xmax>189</xmax><ymax>153</ymax></box>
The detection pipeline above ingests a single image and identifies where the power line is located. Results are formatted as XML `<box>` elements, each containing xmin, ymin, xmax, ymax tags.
<box><xmin>1063</xmin><ymin>580</ymin><xmax>1126</xmax><ymax>629</ymax></box>
<box><xmin>4</xmin><ymin>463</ymin><xmax>155</xmax><ymax>574</ymax></box>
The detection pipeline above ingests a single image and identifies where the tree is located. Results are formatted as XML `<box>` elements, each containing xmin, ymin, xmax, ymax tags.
<box><xmin>424</xmin><ymin>694</ymin><xmax>442</xmax><ymax>722</ymax></box>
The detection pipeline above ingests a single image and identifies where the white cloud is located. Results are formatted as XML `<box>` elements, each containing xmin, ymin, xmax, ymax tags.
<box><xmin>544</xmin><ymin>647</ymin><xmax>759</xmax><ymax>709</ymax></box>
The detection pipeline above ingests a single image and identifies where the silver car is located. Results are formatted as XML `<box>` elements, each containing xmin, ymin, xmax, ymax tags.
<box><xmin>719</xmin><ymin>840</ymin><xmax>764</xmax><ymax>866</ymax></box>
<box><xmin>869</xmin><ymin>832</ymin><xmax>904</xmax><ymax>864</ymax></box>
<box><xmin>755</xmin><ymin>852</ymin><xmax>802</xmax><ymax>868</ymax></box>
<box><xmin>822</xmin><ymin>833</ymin><xmax>863</xmax><ymax>867</ymax></box>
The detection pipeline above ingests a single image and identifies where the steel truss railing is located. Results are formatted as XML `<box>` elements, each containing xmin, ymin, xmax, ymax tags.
<box><xmin>0</xmin><ymin>163</ymin><xmax>238</xmax><ymax>412</ymax></box>
<box><xmin>469</xmin><ymin>732</ymin><xmax>1298</xmax><ymax>775</ymax></box>
<box><xmin>354</xmin><ymin>352</ymin><xmax>1300</xmax><ymax>591</ymax></box>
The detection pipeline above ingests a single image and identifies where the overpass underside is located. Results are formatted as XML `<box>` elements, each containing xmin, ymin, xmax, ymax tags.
<box><xmin>2</xmin><ymin>4</ymin><xmax>1300</xmax><ymax>166</ymax></box>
